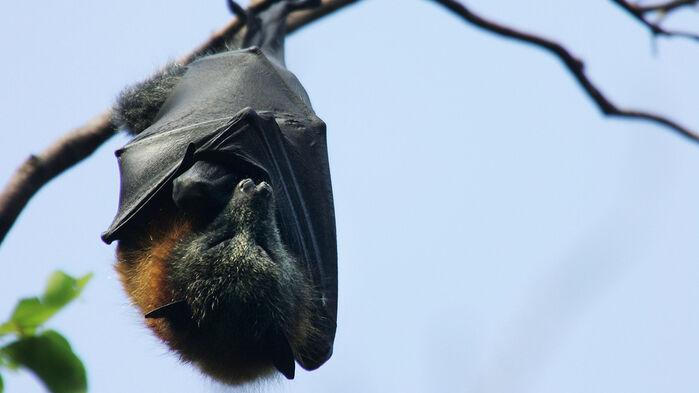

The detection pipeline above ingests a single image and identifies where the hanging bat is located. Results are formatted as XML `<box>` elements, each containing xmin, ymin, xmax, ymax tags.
<box><xmin>102</xmin><ymin>0</ymin><xmax>337</xmax><ymax>384</ymax></box>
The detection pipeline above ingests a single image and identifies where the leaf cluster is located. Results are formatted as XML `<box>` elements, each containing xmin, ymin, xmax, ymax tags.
<box><xmin>0</xmin><ymin>271</ymin><xmax>91</xmax><ymax>393</ymax></box>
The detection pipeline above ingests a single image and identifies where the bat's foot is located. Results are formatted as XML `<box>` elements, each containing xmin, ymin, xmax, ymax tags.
<box><xmin>226</xmin><ymin>0</ymin><xmax>248</xmax><ymax>20</ymax></box>
<box><xmin>228</xmin><ymin>0</ymin><xmax>322</xmax><ymax>64</ymax></box>
<box><xmin>226</xmin><ymin>0</ymin><xmax>319</xmax><ymax>22</ymax></box>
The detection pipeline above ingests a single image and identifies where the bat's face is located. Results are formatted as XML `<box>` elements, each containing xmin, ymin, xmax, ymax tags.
<box><xmin>115</xmin><ymin>162</ymin><xmax>323</xmax><ymax>383</ymax></box>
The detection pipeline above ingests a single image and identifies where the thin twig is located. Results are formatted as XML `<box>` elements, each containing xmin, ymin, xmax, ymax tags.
<box><xmin>637</xmin><ymin>0</ymin><xmax>698</xmax><ymax>13</ymax></box>
<box><xmin>0</xmin><ymin>0</ymin><xmax>361</xmax><ymax>246</ymax></box>
<box><xmin>431</xmin><ymin>0</ymin><xmax>699</xmax><ymax>142</ymax></box>
<box><xmin>610</xmin><ymin>0</ymin><xmax>699</xmax><ymax>41</ymax></box>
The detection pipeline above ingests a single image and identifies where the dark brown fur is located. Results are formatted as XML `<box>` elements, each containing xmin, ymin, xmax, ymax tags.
<box><xmin>115</xmin><ymin>181</ymin><xmax>322</xmax><ymax>384</ymax></box>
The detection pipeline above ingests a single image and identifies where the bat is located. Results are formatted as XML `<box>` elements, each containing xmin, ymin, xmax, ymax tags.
<box><xmin>102</xmin><ymin>0</ymin><xmax>337</xmax><ymax>384</ymax></box>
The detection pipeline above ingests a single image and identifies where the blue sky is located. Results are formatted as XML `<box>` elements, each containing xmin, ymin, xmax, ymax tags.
<box><xmin>1</xmin><ymin>1</ymin><xmax>699</xmax><ymax>392</ymax></box>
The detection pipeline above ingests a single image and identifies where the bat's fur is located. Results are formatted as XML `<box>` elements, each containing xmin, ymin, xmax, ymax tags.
<box><xmin>116</xmin><ymin>180</ymin><xmax>323</xmax><ymax>384</ymax></box>
<box><xmin>112</xmin><ymin>0</ymin><xmax>330</xmax><ymax>384</ymax></box>
<box><xmin>114</xmin><ymin>62</ymin><xmax>186</xmax><ymax>135</ymax></box>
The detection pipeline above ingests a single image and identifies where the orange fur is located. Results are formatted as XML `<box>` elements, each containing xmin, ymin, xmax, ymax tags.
<box><xmin>116</xmin><ymin>213</ymin><xmax>192</xmax><ymax>344</ymax></box>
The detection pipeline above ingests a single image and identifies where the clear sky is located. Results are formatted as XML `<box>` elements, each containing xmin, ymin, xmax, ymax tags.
<box><xmin>1</xmin><ymin>1</ymin><xmax>699</xmax><ymax>392</ymax></box>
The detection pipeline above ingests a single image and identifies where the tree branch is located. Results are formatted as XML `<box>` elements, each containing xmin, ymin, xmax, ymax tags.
<box><xmin>0</xmin><ymin>112</ymin><xmax>117</xmax><ymax>245</ymax></box>
<box><xmin>637</xmin><ymin>0</ymin><xmax>698</xmax><ymax>14</ymax></box>
<box><xmin>2</xmin><ymin>0</ymin><xmax>698</xmax><ymax>247</ymax></box>
<box><xmin>610</xmin><ymin>0</ymin><xmax>699</xmax><ymax>41</ymax></box>
<box><xmin>0</xmin><ymin>0</ymin><xmax>361</xmax><ymax>246</ymax></box>
<box><xmin>431</xmin><ymin>0</ymin><xmax>699</xmax><ymax>142</ymax></box>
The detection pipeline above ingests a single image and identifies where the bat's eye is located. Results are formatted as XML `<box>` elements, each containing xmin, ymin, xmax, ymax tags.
<box><xmin>172</xmin><ymin>161</ymin><xmax>238</xmax><ymax>215</ymax></box>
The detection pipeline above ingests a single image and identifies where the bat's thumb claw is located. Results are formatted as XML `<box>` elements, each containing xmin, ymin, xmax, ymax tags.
<box><xmin>238</xmin><ymin>178</ymin><xmax>256</xmax><ymax>194</ymax></box>
<box><xmin>256</xmin><ymin>181</ymin><xmax>273</xmax><ymax>197</ymax></box>
<box><xmin>236</xmin><ymin>179</ymin><xmax>274</xmax><ymax>201</ymax></box>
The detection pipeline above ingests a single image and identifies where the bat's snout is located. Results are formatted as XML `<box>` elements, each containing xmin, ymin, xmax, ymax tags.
<box><xmin>172</xmin><ymin>161</ymin><xmax>238</xmax><ymax>213</ymax></box>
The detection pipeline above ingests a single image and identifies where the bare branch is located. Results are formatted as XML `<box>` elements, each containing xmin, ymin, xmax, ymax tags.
<box><xmin>431</xmin><ymin>0</ymin><xmax>699</xmax><ymax>142</ymax></box>
<box><xmin>610</xmin><ymin>0</ymin><xmax>699</xmax><ymax>41</ymax></box>
<box><xmin>637</xmin><ymin>0</ymin><xmax>698</xmax><ymax>13</ymax></box>
<box><xmin>0</xmin><ymin>111</ymin><xmax>117</xmax><ymax>245</ymax></box>
<box><xmin>0</xmin><ymin>0</ymin><xmax>361</xmax><ymax>246</ymax></box>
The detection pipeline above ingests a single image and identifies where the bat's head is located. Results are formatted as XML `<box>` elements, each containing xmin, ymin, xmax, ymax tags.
<box><xmin>115</xmin><ymin>161</ymin><xmax>328</xmax><ymax>384</ymax></box>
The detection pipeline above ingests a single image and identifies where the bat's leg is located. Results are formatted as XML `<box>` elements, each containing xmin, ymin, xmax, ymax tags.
<box><xmin>227</xmin><ymin>0</ymin><xmax>321</xmax><ymax>65</ymax></box>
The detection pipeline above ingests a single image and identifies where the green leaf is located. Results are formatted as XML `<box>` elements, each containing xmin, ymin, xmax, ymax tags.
<box><xmin>0</xmin><ymin>348</ymin><xmax>17</xmax><ymax>371</ymax></box>
<box><xmin>2</xmin><ymin>272</ymin><xmax>92</xmax><ymax>335</ymax></box>
<box><xmin>0</xmin><ymin>372</ymin><xmax>4</xmax><ymax>393</ymax></box>
<box><xmin>2</xmin><ymin>330</ymin><xmax>87</xmax><ymax>393</ymax></box>
<box><xmin>0</xmin><ymin>322</ymin><xmax>14</xmax><ymax>336</ymax></box>
<box><xmin>7</xmin><ymin>298</ymin><xmax>53</xmax><ymax>336</ymax></box>
<box><xmin>42</xmin><ymin>271</ymin><xmax>92</xmax><ymax>309</ymax></box>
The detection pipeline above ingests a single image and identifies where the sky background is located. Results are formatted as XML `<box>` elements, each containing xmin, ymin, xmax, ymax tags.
<box><xmin>1</xmin><ymin>0</ymin><xmax>699</xmax><ymax>392</ymax></box>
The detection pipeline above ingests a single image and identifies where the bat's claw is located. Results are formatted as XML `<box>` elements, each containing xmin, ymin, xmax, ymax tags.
<box><xmin>256</xmin><ymin>181</ymin><xmax>273</xmax><ymax>197</ymax></box>
<box><xmin>238</xmin><ymin>178</ymin><xmax>256</xmax><ymax>194</ymax></box>
<box><xmin>237</xmin><ymin>179</ymin><xmax>273</xmax><ymax>199</ymax></box>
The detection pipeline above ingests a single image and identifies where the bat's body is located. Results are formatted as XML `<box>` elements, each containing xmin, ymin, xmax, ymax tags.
<box><xmin>106</xmin><ymin>0</ymin><xmax>336</xmax><ymax>384</ymax></box>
